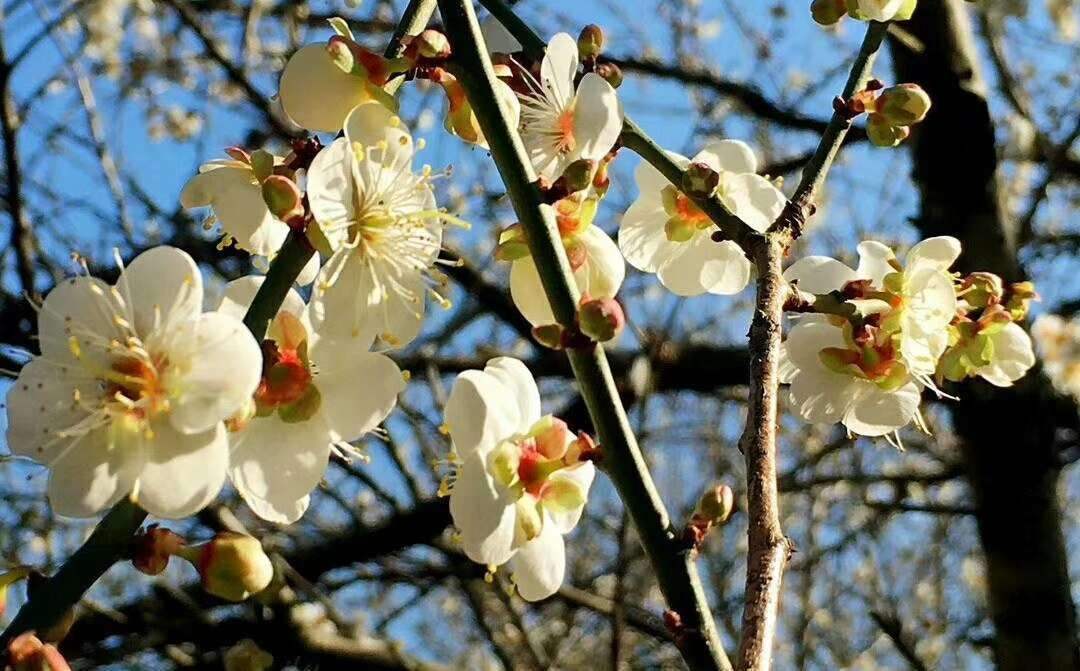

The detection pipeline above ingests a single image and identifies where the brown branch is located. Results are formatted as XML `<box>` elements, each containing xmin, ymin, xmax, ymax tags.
<box><xmin>0</xmin><ymin>32</ymin><xmax>39</xmax><ymax>297</ymax></box>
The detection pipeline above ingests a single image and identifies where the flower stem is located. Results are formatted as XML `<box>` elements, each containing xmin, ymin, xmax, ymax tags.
<box><xmin>242</xmin><ymin>230</ymin><xmax>315</xmax><ymax>339</ymax></box>
<box><xmin>438</xmin><ymin>2</ymin><xmax>730</xmax><ymax>669</ymax></box>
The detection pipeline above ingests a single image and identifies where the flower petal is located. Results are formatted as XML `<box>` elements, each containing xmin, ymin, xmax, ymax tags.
<box><xmin>693</xmin><ymin>139</ymin><xmax>757</xmax><ymax>174</ymax></box>
<box><xmin>541</xmin><ymin>33</ymin><xmax>579</xmax><ymax>108</ymax></box>
<box><xmin>843</xmin><ymin>381</ymin><xmax>920</xmax><ymax>437</ymax></box>
<box><xmin>279</xmin><ymin>44</ymin><xmax>368</xmax><ymax>133</ymax></box>
<box><xmin>509</xmin><ymin>514</ymin><xmax>565</xmax><ymax>601</ymax></box>
<box><xmin>906</xmin><ymin>236</ymin><xmax>961</xmax><ymax>273</ymax></box>
<box><xmin>344</xmin><ymin>101</ymin><xmax>414</xmax><ymax>172</ymax></box>
<box><xmin>510</xmin><ymin>255</ymin><xmax>557</xmax><ymax>326</ymax></box>
<box><xmin>784</xmin><ymin>315</ymin><xmax>847</xmax><ymax>371</ymax></box>
<box><xmin>543</xmin><ymin>462</ymin><xmax>594</xmax><ymax>534</ymax></box>
<box><xmin>444</xmin><ymin>367</ymin><xmax>523</xmax><ymax>457</ymax></box>
<box><xmin>481</xmin><ymin>17</ymin><xmax>523</xmax><ymax>53</ymax></box>
<box><xmin>979</xmin><ymin>322</ymin><xmax>1036</xmax><ymax>387</ymax></box>
<box><xmin>618</xmin><ymin>198</ymin><xmax>676</xmax><ymax>273</ymax></box>
<box><xmin>576</xmin><ymin>226</ymin><xmax>625</xmax><ymax>300</ymax></box>
<box><xmin>572</xmin><ymin>73</ymin><xmax>623</xmax><ymax>162</ymax></box>
<box><xmin>856</xmin><ymin>241</ymin><xmax>896</xmax><ymax>287</ymax></box>
<box><xmin>135</xmin><ymin>420</ymin><xmax>228</xmax><ymax>518</ymax></box>
<box><xmin>46</xmin><ymin>426</ymin><xmax>145</xmax><ymax>518</ymax></box>
<box><xmin>788</xmin><ymin>366</ymin><xmax>855</xmax><ymax>425</ymax></box>
<box><xmin>37</xmin><ymin>276</ymin><xmax>124</xmax><ymax>368</ymax></box>
<box><xmin>229</xmin><ymin>413</ymin><xmax>331</xmax><ymax>524</ymax></box>
<box><xmin>783</xmin><ymin>256</ymin><xmax>858</xmax><ymax>294</ymax></box>
<box><xmin>723</xmin><ymin>173</ymin><xmax>786</xmax><ymax>233</ymax></box>
<box><xmin>634</xmin><ymin>152</ymin><xmax>687</xmax><ymax>198</ymax></box>
<box><xmin>449</xmin><ymin>452</ymin><xmax>516</xmax><ymax>566</ymax></box>
<box><xmin>481</xmin><ymin>357</ymin><xmax>541</xmax><ymax>431</ymax></box>
<box><xmin>311</xmin><ymin>341</ymin><xmax>403</xmax><ymax>441</ymax></box>
<box><xmin>165</xmin><ymin>312</ymin><xmax>262</xmax><ymax>435</ymax></box>
<box><xmin>307</xmin><ymin>138</ymin><xmax>356</xmax><ymax>250</ymax></box>
<box><xmin>118</xmin><ymin>246</ymin><xmax>204</xmax><ymax>339</ymax></box>
<box><xmin>5</xmin><ymin>359</ymin><xmax>101</xmax><ymax>464</ymax></box>
<box><xmin>657</xmin><ymin>237</ymin><xmax>751</xmax><ymax>296</ymax></box>
<box><xmin>217</xmin><ymin>276</ymin><xmax>305</xmax><ymax>322</ymax></box>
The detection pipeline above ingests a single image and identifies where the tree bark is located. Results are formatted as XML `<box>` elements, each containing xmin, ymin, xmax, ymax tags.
<box><xmin>892</xmin><ymin>2</ymin><xmax>1080</xmax><ymax>669</ymax></box>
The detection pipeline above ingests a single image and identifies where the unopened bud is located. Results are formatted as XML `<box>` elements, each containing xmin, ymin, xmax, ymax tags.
<box><xmin>960</xmin><ymin>271</ymin><xmax>1004</xmax><ymax>310</ymax></box>
<box><xmin>7</xmin><ymin>633</ymin><xmax>71</xmax><ymax>671</ymax></box>
<box><xmin>876</xmin><ymin>83</ymin><xmax>932</xmax><ymax>126</ymax></box>
<box><xmin>1004</xmin><ymin>281</ymin><xmax>1039</xmax><ymax>321</ymax></box>
<box><xmin>184</xmin><ymin>532</ymin><xmax>274</xmax><ymax>602</ymax></box>
<box><xmin>262</xmin><ymin>175</ymin><xmax>305</xmax><ymax>222</ymax></box>
<box><xmin>326</xmin><ymin>36</ymin><xmax>355</xmax><ymax>74</ymax></box>
<box><xmin>696</xmin><ymin>485</ymin><xmax>735</xmax><ymax>525</ymax></box>
<box><xmin>578</xmin><ymin>296</ymin><xmax>626</xmax><ymax>342</ymax></box>
<box><xmin>132</xmin><ymin>526</ymin><xmax>186</xmax><ymax>576</ymax></box>
<box><xmin>866</xmin><ymin>113</ymin><xmax>910</xmax><ymax>147</ymax></box>
<box><xmin>412</xmin><ymin>29</ymin><xmax>451</xmax><ymax>60</ymax></box>
<box><xmin>577</xmin><ymin>24</ymin><xmax>605</xmax><ymax>59</ymax></box>
<box><xmin>561</xmin><ymin>159</ymin><xmax>596</xmax><ymax>193</ymax></box>
<box><xmin>811</xmin><ymin>0</ymin><xmax>847</xmax><ymax>25</ymax></box>
<box><xmin>532</xmin><ymin>324</ymin><xmax>565</xmax><ymax>350</ymax></box>
<box><xmin>681</xmin><ymin>162</ymin><xmax>720</xmax><ymax>197</ymax></box>
<box><xmin>594</xmin><ymin>62</ymin><xmax>623</xmax><ymax>88</ymax></box>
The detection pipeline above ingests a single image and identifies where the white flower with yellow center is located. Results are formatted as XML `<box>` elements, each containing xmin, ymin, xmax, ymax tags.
<box><xmin>618</xmin><ymin>140</ymin><xmax>787</xmax><ymax>296</ymax></box>
<box><xmin>216</xmin><ymin>277</ymin><xmax>404</xmax><ymax>524</ymax></box>
<box><xmin>306</xmin><ymin>102</ymin><xmax>456</xmax><ymax>347</ymax></box>
<box><xmin>518</xmin><ymin>32</ymin><xmax>623</xmax><ymax>182</ymax></box>
<box><xmin>444</xmin><ymin>358</ymin><xmax>595</xmax><ymax>601</ymax></box>
<box><xmin>5</xmin><ymin>247</ymin><xmax>261</xmax><ymax>518</ymax></box>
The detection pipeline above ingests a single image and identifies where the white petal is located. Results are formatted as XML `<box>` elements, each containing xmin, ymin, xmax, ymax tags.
<box><xmin>307</xmin><ymin>138</ymin><xmax>356</xmax><ymax>250</ymax></box>
<box><xmin>693</xmin><ymin>139</ymin><xmax>757</xmax><ymax>174</ymax></box>
<box><xmin>723</xmin><ymin>173</ymin><xmax>786</xmax><ymax>233</ymax></box>
<box><xmin>193</xmin><ymin>166</ymin><xmax>284</xmax><ymax>257</ymax></box>
<box><xmin>572</xmin><ymin>73</ymin><xmax>623</xmax><ymax>162</ymax></box>
<box><xmin>135</xmin><ymin>420</ymin><xmax>228</xmax><ymax>518</ymax></box>
<box><xmin>279</xmin><ymin>44</ymin><xmax>368</xmax><ymax>133</ymax></box>
<box><xmin>165</xmin><ymin>312</ymin><xmax>262</xmax><ymax>435</ymax></box>
<box><xmin>481</xmin><ymin>357</ymin><xmax>541</xmax><ymax>431</ymax></box>
<box><xmin>788</xmin><ymin>367</ymin><xmax>855</xmax><ymax>425</ymax></box>
<box><xmin>5</xmin><ymin>359</ymin><xmax>101</xmax><ymax>464</ymax></box>
<box><xmin>856</xmin><ymin>241</ymin><xmax>896</xmax><ymax>287</ymax></box>
<box><xmin>618</xmin><ymin>198</ymin><xmax>676</xmax><ymax>273</ymax></box>
<box><xmin>784</xmin><ymin>316</ymin><xmax>847</xmax><ymax>371</ymax></box>
<box><xmin>979</xmin><ymin>322</ymin><xmax>1036</xmax><ymax>387</ymax></box>
<box><xmin>843</xmin><ymin>381</ymin><xmax>920</xmax><ymax>437</ymax></box>
<box><xmin>118</xmin><ymin>246</ymin><xmax>204</xmax><ymax>338</ymax></box>
<box><xmin>510</xmin><ymin>256</ymin><xmax>557</xmax><ymax>326</ymax></box>
<box><xmin>900</xmin><ymin>328</ymin><xmax>949</xmax><ymax>376</ymax></box>
<box><xmin>783</xmin><ymin>256</ymin><xmax>857</xmax><ymax>294</ymax></box>
<box><xmin>295</xmin><ymin>252</ymin><xmax>321</xmax><ymax>287</ymax></box>
<box><xmin>509</xmin><ymin>514</ymin><xmax>565</xmax><ymax>601</ymax></box>
<box><xmin>634</xmin><ymin>152</ymin><xmax>687</xmax><ymax>197</ymax></box>
<box><xmin>544</xmin><ymin>462</ymin><xmax>594</xmax><ymax>534</ymax></box>
<box><xmin>444</xmin><ymin>367</ymin><xmax>523</xmax><ymax>457</ymax></box>
<box><xmin>658</xmin><ymin>237</ymin><xmax>751</xmax><ymax>296</ymax></box>
<box><xmin>576</xmin><ymin>226</ymin><xmax>625</xmax><ymax>300</ymax></box>
<box><xmin>311</xmin><ymin>341</ymin><xmax>403</xmax><ymax>441</ymax></box>
<box><xmin>229</xmin><ymin>414</ymin><xmax>331</xmax><ymax>524</ymax></box>
<box><xmin>905</xmin><ymin>236</ymin><xmax>961</xmax><ymax>273</ymax></box>
<box><xmin>37</xmin><ymin>276</ymin><xmax>124</xmax><ymax>368</ymax></box>
<box><xmin>344</xmin><ymin>101</ymin><xmax>414</xmax><ymax>172</ymax></box>
<box><xmin>541</xmin><ymin>33</ymin><xmax>579</xmax><ymax>108</ymax></box>
<box><xmin>217</xmin><ymin>276</ymin><xmax>304</xmax><ymax>321</ymax></box>
<box><xmin>46</xmin><ymin>426</ymin><xmax>144</xmax><ymax>518</ymax></box>
<box><xmin>449</xmin><ymin>452</ymin><xmax>516</xmax><ymax>566</ymax></box>
<box><xmin>905</xmin><ymin>266</ymin><xmax>958</xmax><ymax>331</ymax></box>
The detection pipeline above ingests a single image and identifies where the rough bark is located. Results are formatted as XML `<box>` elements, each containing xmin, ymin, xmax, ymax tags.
<box><xmin>892</xmin><ymin>2</ymin><xmax>1080</xmax><ymax>669</ymax></box>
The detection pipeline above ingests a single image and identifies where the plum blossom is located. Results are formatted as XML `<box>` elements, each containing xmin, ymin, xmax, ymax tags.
<box><xmin>443</xmin><ymin>358</ymin><xmax>595</xmax><ymax>601</ymax></box>
<box><xmin>509</xmin><ymin>215</ymin><xmax>624</xmax><ymax>327</ymax></box>
<box><xmin>618</xmin><ymin>140</ymin><xmax>786</xmax><ymax>296</ymax></box>
<box><xmin>306</xmin><ymin>101</ymin><xmax>455</xmax><ymax>347</ymax></box>
<box><xmin>217</xmin><ymin>277</ymin><xmax>404</xmax><ymax>524</ymax></box>
<box><xmin>965</xmin><ymin>321</ymin><xmax>1036</xmax><ymax>387</ymax></box>
<box><xmin>5</xmin><ymin>247</ymin><xmax>261</xmax><ymax>518</ymax></box>
<box><xmin>517</xmin><ymin>33</ymin><xmax>623</xmax><ymax>182</ymax></box>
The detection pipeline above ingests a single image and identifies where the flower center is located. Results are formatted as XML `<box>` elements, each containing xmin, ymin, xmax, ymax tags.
<box><xmin>555</xmin><ymin>107</ymin><xmax>576</xmax><ymax>154</ymax></box>
<box><xmin>103</xmin><ymin>354</ymin><xmax>169</xmax><ymax>420</ymax></box>
<box><xmin>661</xmin><ymin>186</ymin><xmax>711</xmax><ymax>242</ymax></box>
<box><xmin>489</xmin><ymin>416</ymin><xmax>580</xmax><ymax>498</ymax></box>
<box><xmin>819</xmin><ymin>320</ymin><xmax>909</xmax><ymax>390</ymax></box>
<box><xmin>250</xmin><ymin>312</ymin><xmax>321</xmax><ymax>424</ymax></box>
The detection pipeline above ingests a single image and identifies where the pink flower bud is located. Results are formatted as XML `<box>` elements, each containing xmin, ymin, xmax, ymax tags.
<box><xmin>577</xmin><ymin>24</ymin><xmax>605</xmax><ymax>59</ymax></box>
<box><xmin>578</xmin><ymin>296</ymin><xmax>626</xmax><ymax>342</ymax></box>
<box><xmin>7</xmin><ymin>633</ymin><xmax>71</xmax><ymax>671</ymax></box>
<box><xmin>261</xmin><ymin>175</ymin><xmax>305</xmax><ymax>223</ymax></box>
<box><xmin>594</xmin><ymin>62</ymin><xmax>623</xmax><ymax>88</ymax></box>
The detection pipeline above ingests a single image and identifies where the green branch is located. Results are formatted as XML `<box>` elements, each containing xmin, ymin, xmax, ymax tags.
<box><xmin>438</xmin><ymin>2</ymin><xmax>731</xmax><ymax>669</ymax></box>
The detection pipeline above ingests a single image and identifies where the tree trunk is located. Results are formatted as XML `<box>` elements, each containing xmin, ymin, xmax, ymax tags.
<box><xmin>892</xmin><ymin>2</ymin><xmax>1080</xmax><ymax>669</ymax></box>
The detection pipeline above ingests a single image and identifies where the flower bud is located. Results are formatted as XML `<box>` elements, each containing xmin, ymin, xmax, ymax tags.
<box><xmin>695</xmin><ymin>484</ymin><xmax>735</xmax><ymax>525</ymax></box>
<box><xmin>811</xmin><ymin>0</ymin><xmax>847</xmax><ymax>25</ymax></box>
<box><xmin>876</xmin><ymin>83</ymin><xmax>932</xmax><ymax>126</ymax></box>
<box><xmin>326</xmin><ymin>36</ymin><xmax>355</xmax><ymax>74</ymax></box>
<box><xmin>132</xmin><ymin>526</ymin><xmax>186</xmax><ymax>576</ymax></box>
<box><xmin>681</xmin><ymin>162</ymin><xmax>720</xmax><ymax>198</ymax></box>
<box><xmin>594</xmin><ymin>62</ymin><xmax>623</xmax><ymax>88</ymax></box>
<box><xmin>185</xmin><ymin>532</ymin><xmax>274</xmax><ymax>602</ymax></box>
<box><xmin>1005</xmin><ymin>281</ymin><xmax>1038</xmax><ymax>321</ymax></box>
<box><xmin>960</xmin><ymin>272</ymin><xmax>1004</xmax><ymax>310</ymax></box>
<box><xmin>561</xmin><ymin>159</ymin><xmax>596</xmax><ymax>194</ymax></box>
<box><xmin>411</xmin><ymin>29</ymin><xmax>451</xmax><ymax>60</ymax></box>
<box><xmin>866</xmin><ymin>113</ymin><xmax>910</xmax><ymax>147</ymax></box>
<box><xmin>577</xmin><ymin>24</ymin><xmax>605</xmax><ymax>59</ymax></box>
<box><xmin>261</xmin><ymin>175</ymin><xmax>304</xmax><ymax>223</ymax></box>
<box><xmin>7</xmin><ymin>633</ymin><xmax>71</xmax><ymax>671</ymax></box>
<box><xmin>578</xmin><ymin>296</ymin><xmax>626</xmax><ymax>342</ymax></box>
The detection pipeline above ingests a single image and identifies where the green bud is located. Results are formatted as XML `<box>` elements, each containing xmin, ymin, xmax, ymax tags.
<box><xmin>186</xmin><ymin>532</ymin><xmax>274</xmax><ymax>602</ymax></box>
<box><xmin>413</xmin><ymin>29</ymin><xmax>451</xmax><ymax>59</ymax></box>
<box><xmin>261</xmin><ymin>175</ymin><xmax>304</xmax><ymax>222</ymax></box>
<box><xmin>695</xmin><ymin>485</ymin><xmax>735</xmax><ymax>525</ymax></box>
<box><xmin>594</xmin><ymin>62</ymin><xmax>623</xmax><ymax>88</ymax></box>
<box><xmin>867</xmin><ymin>113</ymin><xmax>910</xmax><ymax>147</ymax></box>
<box><xmin>577</xmin><ymin>24</ymin><xmax>605</xmax><ymax>59</ymax></box>
<box><xmin>877</xmin><ymin>83</ymin><xmax>932</xmax><ymax>126</ymax></box>
<box><xmin>681</xmin><ymin>162</ymin><xmax>720</xmax><ymax>198</ymax></box>
<box><xmin>960</xmin><ymin>271</ymin><xmax>1004</xmax><ymax>310</ymax></box>
<box><xmin>578</xmin><ymin>296</ymin><xmax>625</xmax><ymax>342</ymax></box>
<box><xmin>811</xmin><ymin>0</ymin><xmax>847</xmax><ymax>25</ymax></box>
